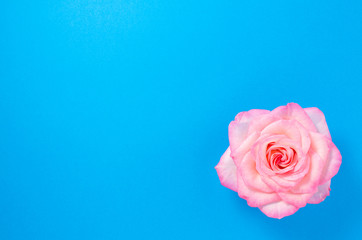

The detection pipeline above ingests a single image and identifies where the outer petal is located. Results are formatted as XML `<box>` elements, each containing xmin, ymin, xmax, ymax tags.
<box><xmin>308</xmin><ymin>180</ymin><xmax>331</xmax><ymax>204</ymax></box>
<box><xmin>231</xmin><ymin>132</ymin><xmax>260</xmax><ymax>167</ymax></box>
<box><xmin>272</xmin><ymin>103</ymin><xmax>317</xmax><ymax>133</ymax></box>
<box><xmin>235</xmin><ymin>109</ymin><xmax>270</xmax><ymax>122</ymax></box>
<box><xmin>291</xmin><ymin>150</ymin><xmax>327</xmax><ymax>194</ymax></box>
<box><xmin>259</xmin><ymin>201</ymin><xmax>299</xmax><ymax>219</ymax></box>
<box><xmin>319</xmin><ymin>141</ymin><xmax>342</xmax><ymax>184</ymax></box>
<box><xmin>228</xmin><ymin>109</ymin><xmax>270</xmax><ymax>152</ymax></box>
<box><xmin>228</xmin><ymin>121</ymin><xmax>249</xmax><ymax>153</ymax></box>
<box><xmin>309</xmin><ymin>131</ymin><xmax>330</xmax><ymax>162</ymax></box>
<box><xmin>289</xmin><ymin>132</ymin><xmax>330</xmax><ymax>194</ymax></box>
<box><xmin>247</xmin><ymin>113</ymin><xmax>280</xmax><ymax>134</ymax></box>
<box><xmin>304</xmin><ymin>107</ymin><xmax>331</xmax><ymax>139</ymax></box>
<box><xmin>215</xmin><ymin>147</ymin><xmax>237</xmax><ymax>192</ymax></box>
<box><xmin>278</xmin><ymin>192</ymin><xmax>313</xmax><ymax>208</ymax></box>
<box><xmin>237</xmin><ymin>172</ymin><xmax>280</xmax><ymax>207</ymax></box>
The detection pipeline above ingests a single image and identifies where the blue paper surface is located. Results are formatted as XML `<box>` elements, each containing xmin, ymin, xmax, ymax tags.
<box><xmin>1</xmin><ymin>1</ymin><xmax>361</xmax><ymax>239</ymax></box>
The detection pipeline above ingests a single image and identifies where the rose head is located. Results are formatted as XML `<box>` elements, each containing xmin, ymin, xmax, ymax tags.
<box><xmin>215</xmin><ymin>103</ymin><xmax>342</xmax><ymax>219</ymax></box>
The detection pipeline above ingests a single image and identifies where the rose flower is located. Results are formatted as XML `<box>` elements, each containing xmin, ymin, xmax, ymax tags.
<box><xmin>215</xmin><ymin>103</ymin><xmax>342</xmax><ymax>219</ymax></box>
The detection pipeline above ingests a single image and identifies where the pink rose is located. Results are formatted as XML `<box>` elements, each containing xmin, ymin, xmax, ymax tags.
<box><xmin>215</xmin><ymin>103</ymin><xmax>342</xmax><ymax>219</ymax></box>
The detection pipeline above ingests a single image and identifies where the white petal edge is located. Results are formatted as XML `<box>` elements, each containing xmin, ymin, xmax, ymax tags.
<box><xmin>259</xmin><ymin>201</ymin><xmax>299</xmax><ymax>219</ymax></box>
<box><xmin>307</xmin><ymin>180</ymin><xmax>331</xmax><ymax>204</ymax></box>
<box><xmin>304</xmin><ymin>107</ymin><xmax>331</xmax><ymax>139</ymax></box>
<box><xmin>215</xmin><ymin>147</ymin><xmax>238</xmax><ymax>192</ymax></box>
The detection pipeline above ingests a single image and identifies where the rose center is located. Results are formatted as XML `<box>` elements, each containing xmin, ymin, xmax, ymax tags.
<box><xmin>266</xmin><ymin>142</ymin><xmax>297</xmax><ymax>173</ymax></box>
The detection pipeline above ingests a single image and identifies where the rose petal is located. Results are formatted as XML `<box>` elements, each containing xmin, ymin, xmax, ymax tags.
<box><xmin>304</xmin><ymin>107</ymin><xmax>332</xmax><ymax>139</ymax></box>
<box><xmin>260</xmin><ymin>175</ymin><xmax>292</xmax><ymax>192</ymax></box>
<box><xmin>240</xmin><ymin>152</ymin><xmax>274</xmax><ymax>193</ymax></box>
<box><xmin>235</xmin><ymin>109</ymin><xmax>270</xmax><ymax>122</ymax></box>
<box><xmin>282</xmin><ymin>154</ymin><xmax>310</xmax><ymax>182</ymax></box>
<box><xmin>260</xmin><ymin>119</ymin><xmax>311</xmax><ymax>154</ymax></box>
<box><xmin>231</xmin><ymin>132</ymin><xmax>260</xmax><ymax>167</ymax></box>
<box><xmin>309</xmin><ymin>132</ymin><xmax>330</xmax><ymax>161</ymax></box>
<box><xmin>319</xmin><ymin>141</ymin><xmax>342</xmax><ymax>184</ymax></box>
<box><xmin>269</xmin><ymin>175</ymin><xmax>299</xmax><ymax>189</ymax></box>
<box><xmin>291</xmin><ymin>150</ymin><xmax>326</xmax><ymax>193</ymax></box>
<box><xmin>259</xmin><ymin>201</ymin><xmax>299</xmax><ymax>219</ymax></box>
<box><xmin>228</xmin><ymin>121</ymin><xmax>249</xmax><ymax>153</ymax></box>
<box><xmin>253</xmin><ymin>134</ymin><xmax>308</xmax><ymax>187</ymax></box>
<box><xmin>228</xmin><ymin>109</ymin><xmax>270</xmax><ymax>152</ymax></box>
<box><xmin>308</xmin><ymin>180</ymin><xmax>331</xmax><ymax>204</ymax></box>
<box><xmin>272</xmin><ymin>103</ymin><xmax>317</xmax><ymax>133</ymax></box>
<box><xmin>215</xmin><ymin>147</ymin><xmax>237</xmax><ymax>192</ymax></box>
<box><xmin>287</xmin><ymin>132</ymin><xmax>330</xmax><ymax>194</ymax></box>
<box><xmin>278</xmin><ymin>192</ymin><xmax>313</xmax><ymax>208</ymax></box>
<box><xmin>237</xmin><ymin>173</ymin><xmax>280</xmax><ymax>207</ymax></box>
<box><xmin>247</xmin><ymin>114</ymin><xmax>280</xmax><ymax>134</ymax></box>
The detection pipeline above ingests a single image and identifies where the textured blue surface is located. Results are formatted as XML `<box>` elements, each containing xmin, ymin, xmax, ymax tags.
<box><xmin>1</xmin><ymin>1</ymin><xmax>362</xmax><ymax>239</ymax></box>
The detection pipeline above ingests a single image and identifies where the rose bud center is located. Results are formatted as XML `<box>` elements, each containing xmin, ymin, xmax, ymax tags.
<box><xmin>266</xmin><ymin>142</ymin><xmax>297</xmax><ymax>174</ymax></box>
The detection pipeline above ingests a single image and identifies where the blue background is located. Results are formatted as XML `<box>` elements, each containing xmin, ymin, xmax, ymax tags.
<box><xmin>1</xmin><ymin>1</ymin><xmax>362</xmax><ymax>239</ymax></box>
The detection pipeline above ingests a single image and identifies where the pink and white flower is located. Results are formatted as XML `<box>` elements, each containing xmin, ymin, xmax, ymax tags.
<box><xmin>215</xmin><ymin>103</ymin><xmax>342</xmax><ymax>219</ymax></box>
